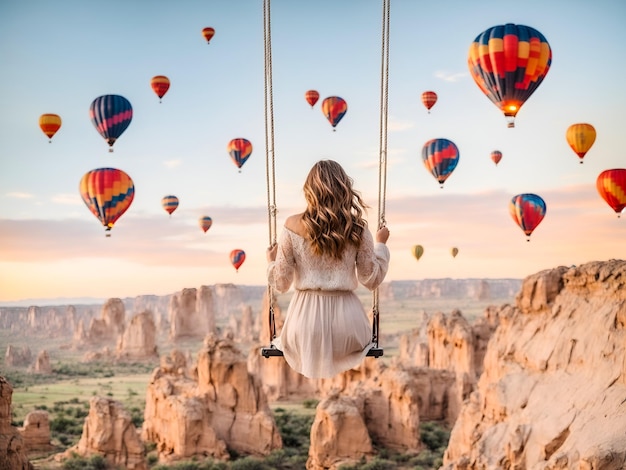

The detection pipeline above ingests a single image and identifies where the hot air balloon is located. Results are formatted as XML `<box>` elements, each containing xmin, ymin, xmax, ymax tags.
<box><xmin>39</xmin><ymin>114</ymin><xmax>62</xmax><ymax>142</ymax></box>
<box><xmin>451</xmin><ymin>247</ymin><xmax>459</xmax><ymax>258</ymax></box>
<box><xmin>202</xmin><ymin>27</ymin><xmax>215</xmax><ymax>44</ymax></box>
<box><xmin>80</xmin><ymin>168</ymin><xmax>134</xmax><ymax>237</ymax></box>
<box><xmin>305</xmin><ymin>90</ymin><xmax>320</xmax><ymax>108</ymax></box>
<box><xmin>230</xmin><ymin>249</ymin><xmax>246</xmax><ymax>272</ymax></box>
<box><xmin>468</xmin><ymin>24</ymin><xmax>552</xmax><ymax>128</ymax></box>
<box><xmin>89</xmin><ymin>95</ymin><xmax>133</xmax><ymax>152</ymax></box>
<box><xmin>227</xmin><ymin>138</ymin><xmax>252</xmax><ymax>172</ymax></box>
<box><xmin>421</xmin><ymin>91</ymin><xmax>437</xmax><ymax>113</ymax></box>
<box><xmin>199</xmin><ymin>216</ymin><xmax>213</xmax><ymax>233</ymax></box>
<box><xmin>422</xmin><ymin>138</ymin><xmax>460</xmax><ymax>188</ymax></box>
<box><xmin>161</xmin><ymin>195</ymin><xmax>179</xmax><ymax>217</ymax></box>
<box><xmin>509</xmin><ymin>193</ymin><xmax>546</xmax><ymax>241</ymax></box>
<box><xmin>321</xmin><ymin>96</ymin><xmax>347</xmax><ymax>131</ymax></box>
<box><xmin>491</xmin><ymin>150</ymin><xmax>503</xmax><ymax>166</ymax></box>
<box><xmin>566</xmin><ymin>123</ymin><xmax>596</xmax><ymax>164</ymax></box>
<box><xmin>151</xmin><ymin>75</ymin><xmax>170</xmax><ymax>103</ymax></box>
<box><xmin>411</xmin><ymin>245</ymin><xmax>424</xmax><ymax>261</ymax></box>
<box><xmin>596</xmin><ymin>169</ymin><xmax>626</xmax><ymax>217</ymax></box>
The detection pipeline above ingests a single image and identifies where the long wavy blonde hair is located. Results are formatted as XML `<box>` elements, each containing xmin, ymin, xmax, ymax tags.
<box><xmin>302</xmin><ymin>160</ymin><xmax>368</xmax><ymax>259</ymax></box>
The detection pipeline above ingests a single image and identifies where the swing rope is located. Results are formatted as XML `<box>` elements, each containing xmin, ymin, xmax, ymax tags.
<box><xmin>261</xmin><ymin>0</ymin><xmax>391</xmax><ymax>358</ymax></box>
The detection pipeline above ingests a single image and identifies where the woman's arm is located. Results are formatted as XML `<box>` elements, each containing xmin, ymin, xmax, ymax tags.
<box><xmin>356</xmin><ymin>228</ymin><xmax>390</xmax><ymax>290</ymax></box>
<box><xmin>267</xmin><ymin>229</ymin><xmax>296</xmax><ymax>293</ymax></box>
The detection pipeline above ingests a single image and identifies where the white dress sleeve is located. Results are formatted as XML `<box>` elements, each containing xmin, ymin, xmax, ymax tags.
<box><xmin>356</xmin><ymin>228</ymin><xmax>390</xmax><ymax>290</ymax></box>
<box><xmin>267</xmin><ymin>229</ymin><xmax>295</xmax><ymax>293</ymax></box>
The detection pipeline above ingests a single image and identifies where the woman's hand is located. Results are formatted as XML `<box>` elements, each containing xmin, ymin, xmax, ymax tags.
<box><xmin>267</xmin><ymin>243</ymin><xmax>278</xmax><ymax>262</ymax></box>
<box><xmin>376</xmin><ymin>226</ymin><xmax>390</xmax><ymax>244</ymax></box>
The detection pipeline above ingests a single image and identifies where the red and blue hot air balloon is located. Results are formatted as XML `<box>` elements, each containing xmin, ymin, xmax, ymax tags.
<box><xmin>422</xmin><ymin>138</ymin><xmax>460</xmax><ymax>188</ymax></box>
<box><xmin>199</xmin><ymin>216</ymin><xmax>213</xmax><ymax>233</ymax></box>
<box><xmin>89</xmin><ymin>95</ymin><xmax>133</xmax><ymax>152</ymax></box>
<box><xmin>321</xmin><ymin>96</ymin><xmax>347</xmax><ymax>131</ymax></box>
<box><xmin>227</xmin><ymin>138</ymin><xmax>252</xmax><ymax>172</ymax></box>
<box><xmin>596</xmin><ymin>169</ymin><xmax>626</xmax><ymax>217</ymax></box>
<box><xmin>468</xmin><ymin>24</ymin><xmax>552</xmax><ymax>128</ymax></box>
<box><xmin>230</xmin><ymin>249</ymin><xmax>246</xmax><ymax>272</ymax></box>
<box><xmin>509</xmin><ymin>193</ymin><xmax>546</xmax><ymax>241</ymax></box>
<box><xmin>161</xmin><ymin>195</ymin><xmax>179</xmax><ymax>217</ymax></box>
<box><xmin>80</xmin><ymin>168</ymin><xmax>135</xmax><ymax>237</ymax></box>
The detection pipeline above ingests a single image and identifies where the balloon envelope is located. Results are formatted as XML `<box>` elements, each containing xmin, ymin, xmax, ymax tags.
<box><xmin>411</xmin><ymin>245</ymin><xmax>424</xmax><ymax>261</ymax></box>
<box><xmin>89</xmin><ymin>95</ymin><xmax>133</xmax><ymax>151</ymax></box>
<box><xmin>305</xmin><ymin>90</ymin><xmax>320</xmax><ymax>108</ymax></box>
<box><xmin>151</xmin><ymin>75</ymin><xmax>170</xmax><ymax>101</ymax></box>
<box><xmin>80</xmin><ymin>168</ymin><xmax>134</xmax><ymax>235</ymax></box>
<box><xmin>39</xmin><ymin>114</ymin><xmax>62</xmax><ymax>142</ymax></box>
<box><xmin>161</xmin><ymin>195</ymin><xmax>179</xmax><ymax>215</ymax></box>
<box><xmin>596</xmin><ymin>169</ymin><xmax>626</xmax><ymax>216</ymax></box>
<box><xmin>230</xmin><ymin>249</ymin><xmax>246</xmax><ymax>271</ymax></box>
<box><xmin>421</xmin><ymin>91</ymin><xmax>437</xmax><ymax>112</ymax></box>
<box><xmin>566</xmin><ymin>123</ymin><xmax>596</xmax><ymax>163</ymax></box>
<box><xmin>199</xmin><ymin>216</ymin><xmax>213</xmax><ymax>233</ymax></box>
<box><xmin>422</xmin><ymin>138</ymin><xmax>460</xmax><ymax>187</ymax></box>
<box><xmin>468</xmin><ymin>23</ymin><xmax>552</xmax><ymax>128</ymax></box>
<box><xmin>202</xmin><ymin>27</ymin><xmax>215</xmax><ymax>44</ymax></box>
<box><xmin>491</xmin><ymin>150</ymin><xmax>503</xmax><ymax>166</ymax></box>
<box><xmin>321</xmin><ymin>96</ymin><xmax>347</xmax><ymax>129</ymax></box>
<box><xmin>451</xmin><ymin>247</ymin><xmax>459</xmax><ymax>258</ymax></box>
<box><xmin>227</xmin><ymin>138</ymin><xmax>253</xmax><ymax>170</ymax></box>
<box><xmin>509</xmin><ymin>193</ymin><xmax>546</xmax><ymax>240</ymax></box>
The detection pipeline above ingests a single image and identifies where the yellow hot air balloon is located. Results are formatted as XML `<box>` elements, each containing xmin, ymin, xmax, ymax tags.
<box><xmin>566</xmin><ymin>123</ymin><xmax>596</xmax><ymax>164</ymax></box>
<box><xmin>39</xmin><ymin>113</ymin><xmax>62</xmax><ymax>142</ymax></box>
<box><xmin>411</xmin><ymin>245</ymin><xmax>424</xmax><ymax>261</ymax></box>
<box><xmin>451</xmin><ymin>247</ymin><xmax>459</xmax><ymax>258</ymax></box>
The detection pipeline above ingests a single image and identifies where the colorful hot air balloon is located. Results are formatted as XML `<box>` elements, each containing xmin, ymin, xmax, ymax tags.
<box><xmin>491</xmin><ymin>150</ymin><xmax>503</xmax><ymax>166</ymax></box>
<box><xmin>421</xmin><ymin>91</ymin><xmax>437</xmax><ymax>113</ymax></box>
<box><xmin>161</xmin><ymin>195</ymin><xmax>179</xmax><ymax>217</ymax></box>
<box><xmin>230</xmin><ymin>249</ymin><xmax>246</xmax><ymax>272</ymax></box>
<box><xmin>305</xmin><ymin>90</ymin><xmax>320</xmax><ymax>108</ymax></box>
<box><xmin>596</xmin><ymin>169</ymin><xmax>626</xmax><ymax>217</ymax></box>
<box><xmin>451</xmin><ymin>247</ymin><xmax>459</xmax><ymax>258</ymax></box>
<box><xmin>151</xmin><ymin>75</ymin><xmax>170</xmax><ymax>103</ymax></box>
<box><xmin>89</xmin><ymin>95</ymin><xmax>133</xmax><ymax>152</ymax></box>
<box><xmin>199</xmin><ymin>216</ymin><xmax>213</xmax><ymax>233</ymax></box>
<box><xmin>202</xmin><ymin>27</ymin><xmax>215</xmax><ymax>44</ymax></box>
<box><xmin>411</xmin><ymin>245</ymin><xmax>424</xmax><ymax>261</ymax></box>
<box><xmin>468</xmin><ymin>24</ymin><xmax>552</xmax><ymax>128</ymax></box>
<box><xmin>39</xmin><ymin>114</ymin><xmax>62</xmax><ymax>142</ymax></box>
<box><xmin>566</xmin><ymin>123</ymin><xmax>596</xmax><ymax>164</ymax></box>
<box><xmin>422</xmin><ymin>138</ymin><xmax>460</xmax><ymax>188</ymax></box>
<box><xmin>80</xmin><ymin>168</ymin><xmax>134</xmax><ymax>237</ymax></box>
<box><xmin>227</xmin><ymin>138</ymin><xmax>252</xmax><ymax>172</ymax></box>
<box><xmin>321</xmin><ymin>96</ymin><xmax>347</xmax><ymax>131</ymax></box>
<box><xmin>509</xmin><ymin>193</ymin><xmax>546</xmax><ymax>241</ymax></box>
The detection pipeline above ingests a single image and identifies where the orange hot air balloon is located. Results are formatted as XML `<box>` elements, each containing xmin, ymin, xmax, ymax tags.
<box><xmin>596</xmin><ymin>169</ymin><xmax>626</xmax><ymax>217</ymax></box>
<box><xmin>161</xmin><ymin>195</ymin><xmax>179</xmax><ymax>217</ymax></box>
<box><xmin>566</xmin><ymin>123</ymin><xmax>596</xmax><ymax>164</ymax></box>
<box><xmin>230</xmin><ymin>249</ymin><xmax>246</xmax><ymax>272</ymax></box>
<box><xmin>491</xmin><ymin>150</ymin><xmax>503</xmax><ymax>166</ymax></box>
<box><xmin>227</xmin><ymin>138</ymin><xmax>252</xmax><ymax>171</ymax></box>
<box><xmin>421</xmin><ymin>91</ymin><xmax>437</xmax><ymax>113</ymax></box>
<box><xmin>39</xmin><ymin>114</ymin><xmax>62</xmax><ymax>142</ymax></box>
<box><xmin>150</xmin><ymin>75</ymin><xmax>170</xmax><ymax>103</ymax></box>
<box><xmin>305</xmin><ymin>90</ymin><xmax>320</xmax><ymax>108</ymax></box>
<box><xmin>202</xmin><ymin>27</ymin><xmax>215</xmax><ymax>44</ymax></box>
<box><xmin>199</xmin><ymin>216</ymin><xmax>213</xmax><ymax>233</ymax></box>
<box><xmin>321</xmin><ymin>96</ymin><xmax>347</xmax><ymax>131</ymax></box>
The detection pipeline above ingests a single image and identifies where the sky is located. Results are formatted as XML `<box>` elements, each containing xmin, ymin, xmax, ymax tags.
<box><xmin>1</xmin><ymin>0</ymin><xmax>625</xmax><ymax>305</ymax></box>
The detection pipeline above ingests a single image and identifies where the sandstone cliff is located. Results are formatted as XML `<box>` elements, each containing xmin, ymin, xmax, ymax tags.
<box><xmin>0</xmin><ymin>376</ymin><xmax>33</xmax><ymax>470</ymax></box>
<box><xmin>443</xmin><ymin>260</ymin><xmax>626</xmax><ymax>469</ymax></box>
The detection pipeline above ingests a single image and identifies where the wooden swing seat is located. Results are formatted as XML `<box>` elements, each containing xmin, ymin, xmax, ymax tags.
<box><xmin>261</xmin><ymin>346</ymin><xmax>383</xmax><ymax>358</ymax></box>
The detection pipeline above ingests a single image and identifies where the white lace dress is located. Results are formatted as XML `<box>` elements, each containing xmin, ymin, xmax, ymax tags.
<box><xmin>267</xmin><ymin>227</ymin><xmax>390</xmax><ymax>379</ymax></box>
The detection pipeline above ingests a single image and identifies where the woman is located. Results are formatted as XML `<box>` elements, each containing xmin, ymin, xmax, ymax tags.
<box><xmin>266</xmin><ymin>159</ymin><xmax>390</xmax><ymax>379</ymax></box>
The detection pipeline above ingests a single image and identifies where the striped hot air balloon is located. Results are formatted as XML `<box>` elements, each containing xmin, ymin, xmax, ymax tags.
<box><xmin>509</xmin><ymin>193</ymin><xmax>546</xmax><ymax>241</ymax></box>
<box><xmin>39</xmin><ymin>113</ymin><xmax>62</xmax><ymax>142</ymax></box>
<box><xmin>199</xmin><ymin>216</ymin><xmax>213</xmax><ymax>233</ymax></box>
<box><xmin>421</xmin><ymin>91</ymin><xmax>437</xmax><ymax>113</ymax></box>
<box><xmin>161</xmin><ymin>195</ymin><xmax>179</xmax><ymax>217</ymax></box>
<box><xmin>422</xmin><ymin>138</ymin><xmax>460</xmax><ymax>188</ymax></box>
<box><xmin>89</xmin><ymin>94</ymin><xmax>133</xmax><ymax>152</ymax></box>
<box><xmin>566</xmin><ymin>123</ymin><xmax>596</xmax><ymax>164</ymax></box>
<box><xmin>230</xmin><ymin>249</ymin><xmax>246</xmax><ymax>272</ymax></box>
<box><xmin>227</xmin><ymin>138</ymin><xmax>253</xmax><ymax>172</ymax></box>
<box><xmin>321</xmin><ymin>96</ymin><xmax>347</xmax><ymax>130</ymax></box>
<box><xmin>150</xmin><ymin>75</ymin><xmax>170</xmax><ymax>103</ymax></box>
<box><xmin>596</xmin><ymin>169</ymin><xmax>626</xmax><ymax>217</ymax></box>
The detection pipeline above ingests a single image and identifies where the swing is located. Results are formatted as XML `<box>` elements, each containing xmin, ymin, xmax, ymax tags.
<box><xmin>260</xmin><ymin>0</ymin><xmax>391</xmax><ymax>360</ymax></box>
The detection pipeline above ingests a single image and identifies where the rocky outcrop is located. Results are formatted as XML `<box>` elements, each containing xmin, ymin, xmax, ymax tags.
<box><xmin>18</xmin><ymin>410</ymin><xmax>52</xmax><ymax>452</ymax></box>
<box><xmin>443</xmin><ymin>260</ymin><xmax>626</xmax><ymax>469</ymax></box>
<box><xmin>0</xmin><ymin>376</ymin><xmax>33</xmax><ymax>470</ymax></box>
<box><xmin>4</xmin><ymin>345</ymin><xmax>32</xmax><ymax>368</ymax></box>
<box><xmin>168</xmin><ymin>288</ymin><xmax>209</xmax><ymax>340</ymax></box>
<box><xmin>76</xmin><ymin>298</ymin><xmax>126</xmax><ymax>347</ymax></box>
<box><xmin>30</xmin><ymin>350</ymin><xmax>52</xmax><ymax>374</ymax></box>
<box><xmin>379</xmin><ymin>279</ymin><xmax>521</xmax><ymax>301</ymax></box>
<box><xmin>116</xmin><ymin>310</ymin><xmax>158</xmax><ymax>360</ymax></box>
<box><xmin>58</xmin><ymin>397</ymin><xmax>146</xmax><ymax>469</ymax></box>
<box><xmin>143</xmin><ymin>335</ymin><xmax>282</xmax><ymax>463</ymax></box>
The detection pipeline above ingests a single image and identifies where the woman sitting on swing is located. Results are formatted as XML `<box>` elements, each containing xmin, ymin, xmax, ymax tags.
<box><xmin>266</xmin><ymin>159</ymin><xmax>391</xmax><ymax>379</ymax></box>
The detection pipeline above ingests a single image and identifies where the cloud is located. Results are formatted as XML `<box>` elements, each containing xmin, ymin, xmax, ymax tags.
<box><xmin>388</xmin><ymin>116</ymin><xmax>415</xmax><ymax>132</ymax></box>
<box><xmin>434</xmin><ymin>70</ymin><xmax>469</xmax><ymax>82</ymax></box>
<box><xmin>52</xmin><ymin>193</ymin><xmax>82</xmax><ymax>205</ymax></box>
<box><xmin>163</xmin><ymin>159</ymin><xmax>182</xmax><ymax>168</ymax></box>
<box><xmin>6</xmin><ymin>192</ymin><xmax>34</xmax><ymax>199</ymax></box>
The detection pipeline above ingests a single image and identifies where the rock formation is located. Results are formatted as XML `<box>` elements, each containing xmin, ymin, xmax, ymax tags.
<box><xmin>18</xmin><ymin>410</ymin><xmax>53</xmax><ymax>453</ymax></box>
<box><xmin>116</xmin><ymin>310</ymin><xmax>158</xmax><ymax>360</ymax></box>
<box><xmin>168</xmin><ymin>287</ymin><xmax>213</xmax><ymax>340</ymax></box>
<box><xmin>443</xmin><ymin>260</ymin><xmax>626</xmax><ymax>469</ymax></box>
<box><xmin>0</xmin><ymin>376</ymin><xmax>33</xmax><ymax>470</ymax></box>
<box><xmin>29</xmin><ymin>350</ymin><xmax>52</xmax><ymax>374</ymax></box>
<box><xmin>76</xmin><ymin>298</ymin><xmax>126</xmax><ymax>348</ymax></box>
<box><xmin>58</xmin><ymin>396</ymin><xmax>146</xmax><ymax>469</ymax></box>
<box><xmin>143</xmin><ymin>335</ymin><xmax>282</xmax><ymax>463</ymax></box>
<box><xmin>3</xmin><ymin>345</ymin><xmax>32</xmax><ymax>368</ymax></box>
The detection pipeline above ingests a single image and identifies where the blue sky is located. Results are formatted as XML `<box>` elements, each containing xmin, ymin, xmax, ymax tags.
<box><xmin>1</xmin><ymin>0</ymin><xmax>625</xmax><ymax>304</ymax></box>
